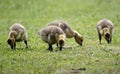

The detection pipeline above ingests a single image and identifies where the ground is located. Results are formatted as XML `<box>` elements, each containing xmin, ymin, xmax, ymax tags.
<box><xmin>0</xmin><ymin>0</ymin><xmax>120</xmax><ymax>74</ymax></box>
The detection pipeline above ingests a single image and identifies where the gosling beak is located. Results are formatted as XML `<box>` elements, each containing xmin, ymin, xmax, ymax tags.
<box><xmin>80</xmin><ymin>44</ymin><xmax>82</xmax><ymax>46</ymax></box>
<box><xmin>107</xmin><ymin>40</ymin><xmax>111</xmax><ymax>44</ymax></box>
<box><xmin>60</xmin><ymin>47</ymin><xmax>62</xmax><ymax>51</ymax></box>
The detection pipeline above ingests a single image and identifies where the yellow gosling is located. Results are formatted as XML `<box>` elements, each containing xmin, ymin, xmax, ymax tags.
<box><xmin>96</xmin><ymin>19</ymin><xmax>114</xmax><ymax>44</ymax></box>
<box><xmin>7</xmin><ymin>23</ymin><xmax>28</xmax><ymax>49</ymax></box>
<box><xmin>48</xmin><ymin>20</ymin><xmax>83</xmax><ymax>46</ymax></box>
<box><xmin>38</xmin><ymin>26</ymin><xmax>66</xmax><ymax>51</ymax></box>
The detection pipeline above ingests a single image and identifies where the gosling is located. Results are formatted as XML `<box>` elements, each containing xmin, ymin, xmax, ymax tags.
<box><xmin>48</xmin><ymin>20</ymin><xmax>83</xmax><ymax>46</ymax></box>
<box><xmin>7</xmin><ymin>23</ymin><xmax>28</xmax><ymax>49</ymax></box>
<box><xmin>38</xmin><ymin>26</ymin><xmax>66</xmax><ymax>51</ymax></box>
<box><xmin>96</xmin><ymin>19</ymin><xmax>114</xmax><ymax>44</ymax></box>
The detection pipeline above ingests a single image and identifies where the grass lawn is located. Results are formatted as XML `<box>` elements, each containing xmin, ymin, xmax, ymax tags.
<box><xmin>0</xmin><ymin>0</ymin><xmax>120</xmax><ymax>74</ymax></box>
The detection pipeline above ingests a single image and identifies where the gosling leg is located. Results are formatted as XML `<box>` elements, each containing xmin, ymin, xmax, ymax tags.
<box><xmin>24</xmin><ymin>40</ymin><xmax>28</xmax><ymax>48</ymax></box>
<box><xmin>98</xmin><ymin>33</ymin><xmax>102</xmax><ymax>44</ymax></box>
<box><xmin>48</xmin><ymin>44</ymin><xmax>53</xmax><ymax>51</ymax></box>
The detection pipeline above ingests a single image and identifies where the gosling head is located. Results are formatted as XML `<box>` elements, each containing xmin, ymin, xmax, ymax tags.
<box><xmin>104</xmin><ymin>33</ymin><xmax>111</xmax><ymax>44</ymax></box>
<box><xmin>74</xmin><ymin>31</ymin><xmax>83</xmax><ymax>46</ymax></box>
<box><xmin>57</xmin><ymin>34</ymin><xmax>66</xmax><ymax>51</ymax></box>
<box><xmin>103</xmin><ymin>28</ymin><xmax>111</xmax><ymax>44</ymax></box>
<box><xmin>7</xmin><ymin>38</ymin><xmax>15</xmax><ymax>49</ymax></box>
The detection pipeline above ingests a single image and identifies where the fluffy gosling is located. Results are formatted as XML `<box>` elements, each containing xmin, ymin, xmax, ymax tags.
<box><xmin>96</xmin><ymin>19</ymin><xmax>114</xmax><ymax>44</ymax></box>
<box><xmin>48</xmin><ymin>20</ymin><xmax>83</xmax><ymax>46</ymax></box>
<box><xmin>38</xmin><ymin>26</ymin><xmax>66</xmax><ymax>51</ymax></box>
<box><xmin>7</xmin><ymin>23</ymin><xmax>28</xmax><ymax>49</ymax></box>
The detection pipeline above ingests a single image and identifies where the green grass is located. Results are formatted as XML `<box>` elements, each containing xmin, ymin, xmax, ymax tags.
<box><xmin>0</xmin><ymin>0</ymin><xmax>120</xmax><ymax>74</ymax></box>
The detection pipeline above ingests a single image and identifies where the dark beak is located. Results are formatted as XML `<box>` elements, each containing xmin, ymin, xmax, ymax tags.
<box><xmin>60</xmin><ymin>47</ymin><xmax>62</xmax><ymax>51</ymax></box>
<box><xmin>80</xmin><ymin>44</ymin><xmax>82</xmax><ymax>46</ymax></box>
<box><xmin>107</xmin><ymin>40</ymin><xmax>111</xmax><ymax>44</ymax></box>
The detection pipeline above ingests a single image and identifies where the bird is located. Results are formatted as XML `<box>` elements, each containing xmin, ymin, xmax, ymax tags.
<box><xmin>48</xmin><ymin>20</ymin><xmax>83</xmax><ymax>46</ymax></box>
<box><xmin>38</xmin><ymin>25</ymin><xmax>66</xmax><ymax>51</ymax></box>
<box><xmin>96</xmin><ymin>18</ymin><xmax>114</xmax><ymax>44</ymax></box>
<box><xmin>7</xmin><ymin>23</ymin><xmax>28</xmax><ymax>49</ymax></box>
